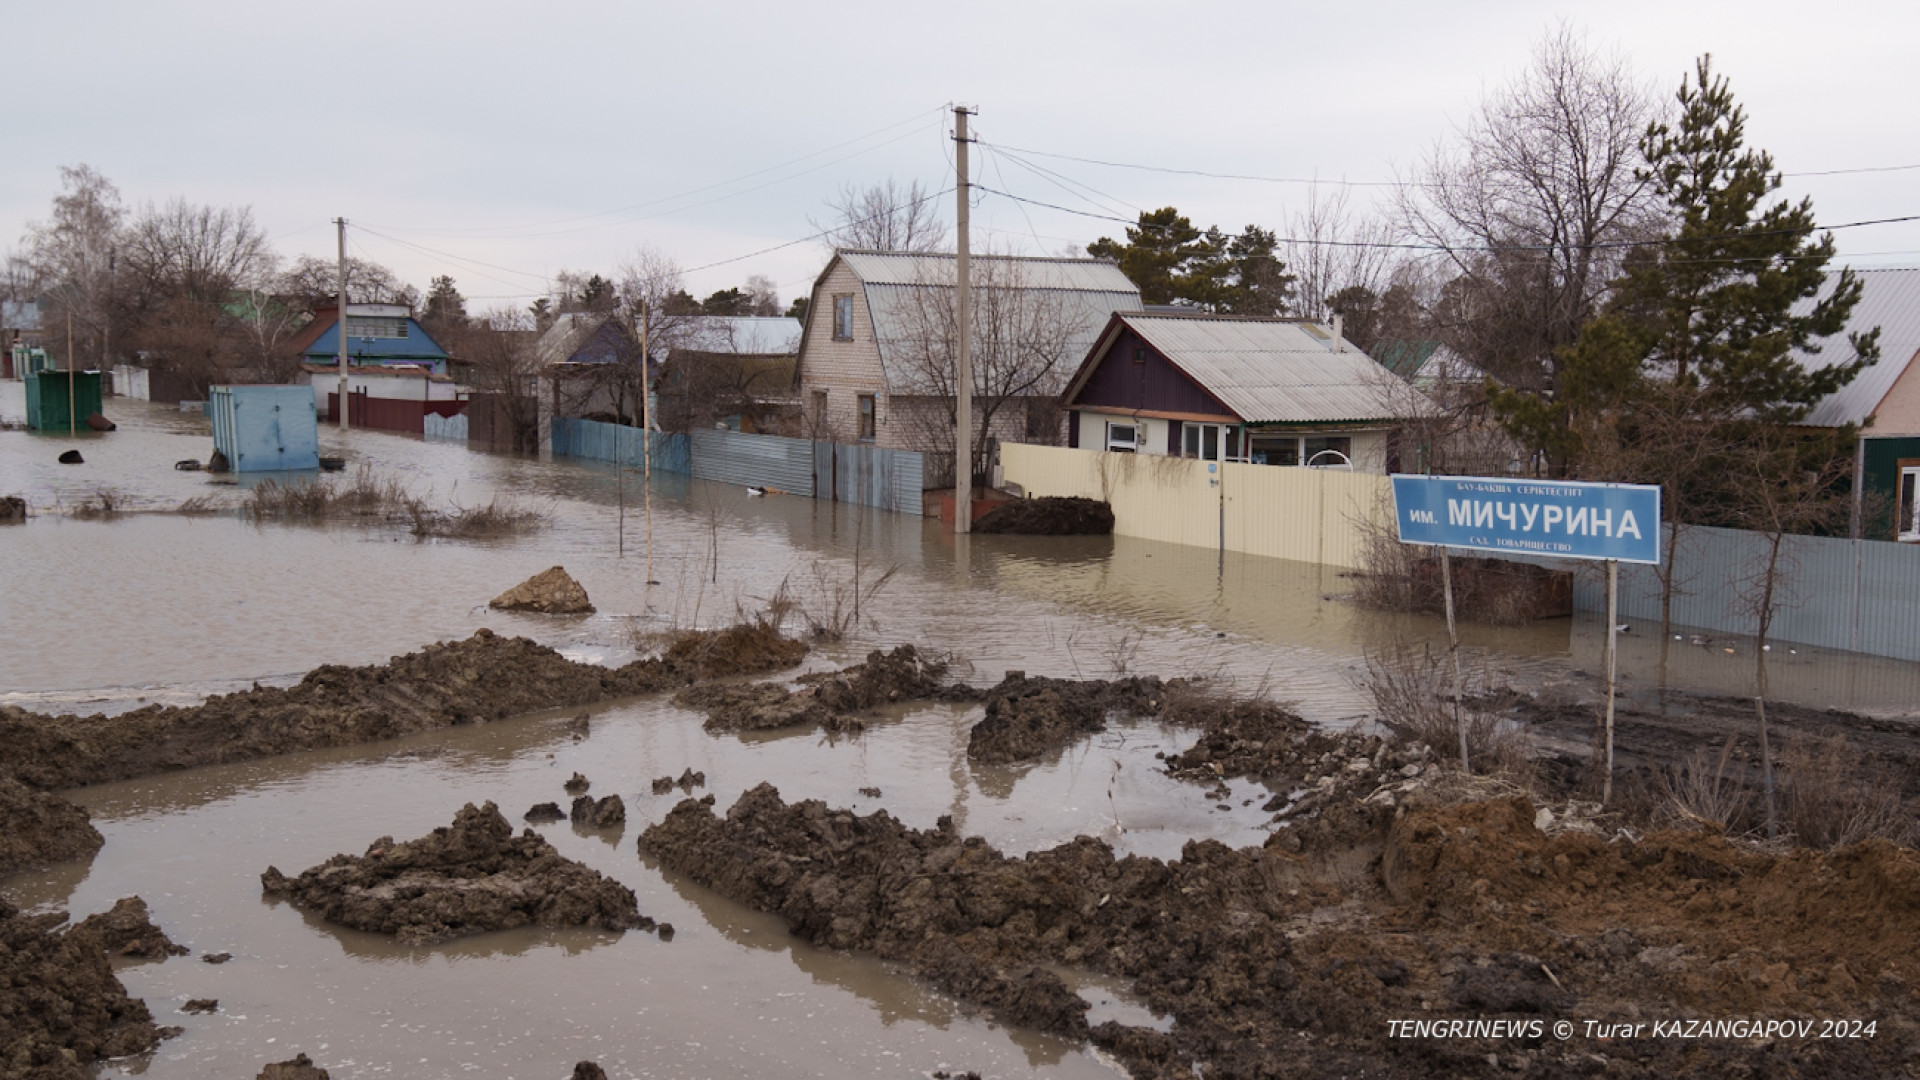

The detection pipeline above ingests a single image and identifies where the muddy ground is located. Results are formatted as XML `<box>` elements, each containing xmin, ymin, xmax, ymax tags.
<box><xmin>261</xmin><ymin>801</ymin><xmax>656</xmax><ymax>945</ymax></box>
<box><xmin>0</xmin><ymin>620</ymin><xmax>806</xmax><ymax>794</ymax></box>
<box><xmin>972</xmin><ymin>496</ymin><xmax>1114</xmax><ymax>536</ymax></box>
<box><xmin>0</xmin><ymin>776</ymin><xmax>102</xmax><ymax>875</ymax></box>
<box><xmin>0</xmin><ymin>895</ymin><xmax>179</xmax><ymax>1080</ymax></box>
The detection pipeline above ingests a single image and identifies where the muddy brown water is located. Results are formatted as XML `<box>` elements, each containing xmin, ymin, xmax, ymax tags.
<box><xmin>6</xmin><ymin>393</ymin><xmax>1920</xmax><ymax>1078</ymax></box>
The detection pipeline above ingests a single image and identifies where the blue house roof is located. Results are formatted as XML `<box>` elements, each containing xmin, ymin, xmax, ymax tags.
<box><xmin>302</xmin><ymin>317</ymin><xmax>450</xmax><ymax>364</ymax></box>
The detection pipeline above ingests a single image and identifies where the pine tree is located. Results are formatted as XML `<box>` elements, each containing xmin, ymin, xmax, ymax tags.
<box><xmin>1491</xmin><ymin>54</ymin><xmax>1879</xmax><ymax>477</ymax></box>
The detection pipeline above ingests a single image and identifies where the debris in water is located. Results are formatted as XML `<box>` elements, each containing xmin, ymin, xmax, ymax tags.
<box><xmin>490</xmin><ymin>566</ymin><xmax>595</xmax><ymax>614</ymax></box>
<box><xmin>564</xmin><ymin>771</ymin><xmax>590</xmax><ymax>795</ymax></box>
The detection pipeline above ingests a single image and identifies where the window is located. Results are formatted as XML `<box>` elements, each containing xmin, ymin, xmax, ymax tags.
<box><xmin>1180</xmin><ymin>422</ymin><xmax>1238</xmax><ymax>461</ymax></box>
<box><xmin>1304</xmin><ymin>436</ymin><xmax>1353</xmax><ymax>468</ymax></box>
<box><xmin>833</xmin><ymin>295</ymin><xmax>855</xmax><ymax>341</ymax></box>
<box><xmin>1105</xmin><ymin>421</ymin><xmax>1138</xmax><ymax>453</ymax></box>
<box><xmin>1901</xmin><ymin>464</ymin><xmax>1920</xmax><ymax>542</ymax></box>
<box><xmin>345</xmin><ymin>316</ymin><xmax>408</xmax><ymax>339</ymax></box>
<box><xmin>857</xmin><ymin>394</ymin><xmax>876</xmax><ymax>441</ymax></box>
<box><xmin>1132</xmin><ymin>346</ymin><xmax>1148</xmax><ymax>365</ymax></box>
<box><xmin>1250</xmin><ymin>436</ymin><xmax>1298</xmax><ymax>467</ymax></box>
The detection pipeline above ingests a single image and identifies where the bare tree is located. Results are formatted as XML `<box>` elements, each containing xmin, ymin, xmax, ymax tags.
<box><xmin>455</xmin><ymin>304</ymin><xmax>543</xmax><ymax>451</ymax></box>
<box><xmin>811</xmin><ymin>178</ymin><xmax>950</xmax><ymax>253</ymax></box>
<box><xmin>22</xmin><ymin>165</ymin><xmax>125</xmax><ymax>369</ymax></box>
<box><xmin>115</xmin><ymin>199</ymin><xmax>277</xmax><ymax>393</ymax></box>
<box><xmin>1284</xmin><ymin>182</ymin><xmax>1396</xmax><ymax>322</ymax></box>
<box><xmin>883</xmin><ymin>251</ymin><xmax>1095</xmax><ymax>482</ymax></box>
<box><xmin>277</xmin><ymin>253</ymin><xmax>418</xmax><ymax>310</ymax></box>
<box><xmin>743</xmin><ymin>274</ymin><xmax>782</xmax><ymax>316</ymax></box>
<box><xmin>1397</xmin><ymin>24</ymin><xmax>1662</xmax><ymax>390</ymax></box>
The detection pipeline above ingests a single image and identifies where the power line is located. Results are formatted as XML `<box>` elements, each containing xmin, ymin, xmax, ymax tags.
<box><xmin>362</xmin><ymin>108</ymin><xmax>946</xmax><ymax>242</ymax></box>
<box><xmin>974</xmin><ymin>181</ymin><xmax>1920</xmax><ymax>255</ymax></box>
<box><xmin>975</xmin><ymin>139</ymin><xmax>1920</xmax><ymax>189</ymax></box>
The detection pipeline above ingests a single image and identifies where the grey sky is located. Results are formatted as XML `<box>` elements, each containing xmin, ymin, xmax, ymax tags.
<box><xmin>6</xmin><ymin>0</ymin><xmax>1916</xmax><ymax>312</ymax></box>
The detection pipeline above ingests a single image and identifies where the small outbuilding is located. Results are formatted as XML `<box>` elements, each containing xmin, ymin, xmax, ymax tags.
<box><xmin>1059</xmin><ymin>311</ymin><xmax>1423</xmax><ymax>473</ymax></box>
<box><xmin>209</xmin><ymin>385</ymin><xmax>320</xmax><ymax>472</ymax></box>
<box><xmin>23</xmin><ymin>369</ymin><xmax>104</xmax><ymax>432</ymax></box>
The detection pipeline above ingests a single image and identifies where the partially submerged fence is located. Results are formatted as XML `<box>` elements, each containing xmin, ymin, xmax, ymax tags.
<box><xmin>552</xmin><ymin>419</ymin><xmax>922</xmax><ymax>514</ymax></box>
<box><xmin>1585</xmin><ymin>524</ymin><xmax>1920</xmax><ymax>663</ymax></box>
<box><xmin>423</xmin><ymin>412</ymin><xmax>468</xmax><ymax>443</ymax></box>
<box><xmin>1001</xmin><ymin>443</ymin><xmax>1388</xmax><ymax>570</ymax></box>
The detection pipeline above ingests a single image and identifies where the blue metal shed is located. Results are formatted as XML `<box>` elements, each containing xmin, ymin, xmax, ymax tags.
<box><xmin>209</xmin><ymin>386</ymin><xmax>320</xmax><ymax>471</ymax></box>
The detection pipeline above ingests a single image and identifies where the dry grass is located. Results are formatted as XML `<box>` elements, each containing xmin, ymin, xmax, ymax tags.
<box><xmin>241</xmin><ymin>465</ymin><xmax>542</xmax><ymax>539</ymax></box>
<box><xmin>1652</xmin><ymin>736</ymin><xmax>1756</xmax><ymax>835</ymax></box>
<box><xmin>1780</xmin><ymin>733</ymin><xmax>1916</xmax><ymax>849</ymax></box>
<box><xmin>795</xmin><ymin>560</ymin><xmax>899</xmax><ymax>642</ymax></box>
<box><xmin>174</xmin><ymin>494</ymin><xmax>227</xmax><ymax>516</ymax></box>
<box><xmin>1359</xmin><ymin>641</ymin><xmax>1532</xmax><ymax>778</ymax></box>
<box><xmin>69</xmin><ymin>488</ymin><xmax>124</xmax><ymax>519</ymax></box>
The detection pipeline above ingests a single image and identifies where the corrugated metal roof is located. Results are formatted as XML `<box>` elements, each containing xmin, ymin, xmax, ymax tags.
<box><xmin>838</xmin><ymin>250</ymin><xmax>1137</xmax><ymax>293</ymax></box>
<box><xmin>1121</xmin><ymin>314</ymin><xmax>1425</xmax><ymax>425</ymax></box>
<box><xmin>1797</xmin><ymin>267</ymin><xmax>1920</xmax><ymax>427</ymax></box>
<box><xmin>675</xmin><ymin>316</ymin><xmax>802</xmax><ymax>355</ymax></box>
<box><xmin>837</xmin><ymin>251</ymin><xmax>1142</xmax><ymax>390</ymax></box>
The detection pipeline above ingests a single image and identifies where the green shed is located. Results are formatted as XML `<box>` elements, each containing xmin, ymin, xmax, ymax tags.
<box><xmin>24</xmin><ymin>370</ymin><xmax>105</xmax><ymax>433</ymax></box>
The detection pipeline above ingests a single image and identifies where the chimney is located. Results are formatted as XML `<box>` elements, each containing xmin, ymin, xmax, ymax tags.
<box><xmin>1330</xmin><ymin>310</ymin><xmax>1345</xmax><ymax>352</ymax></box>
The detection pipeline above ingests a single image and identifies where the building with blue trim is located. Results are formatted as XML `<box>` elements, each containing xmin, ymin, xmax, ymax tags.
<box><xmin>293</xmin><ymin>303</ymin><xmax>450</xmax><ymax>376</ymax></box>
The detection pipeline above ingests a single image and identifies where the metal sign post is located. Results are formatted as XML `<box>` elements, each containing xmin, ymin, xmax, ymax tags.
<box><xmin>1391</xmin><ymin>475</ymin><xmax>1661</xmax><ymax>801</ymax></box>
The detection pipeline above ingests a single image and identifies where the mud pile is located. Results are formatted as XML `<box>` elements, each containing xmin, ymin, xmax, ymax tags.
<box><xmin>255</xmin><ymin>1053</ymin><xmax>330</xmax><ymax>1079</ymax></box>
<box><xmin>0</xmin><ymin>896</ymin><xmax>177</xmax><ymax>1080</ymax></box>
<box><xmin>490</xmin><ymin>566</ymin><xmax>595</xmax><ymax>614</ymax></box>
<box><xmin>678</xmin><ymin>645</ymin><xmax>954</xmax><ymax>734</ymax></box>
<box><xmin>964</xmin><ymin>672</ymin><xmax>1170</xmax><ymax>765</ymax></box>
<box><xmin>972</xmin><ymin>496</ymin><xmax>1114</xmax><ymax>536</ymax></box>
<box><xmin>261</xmin><ymin>802</ymin><xmax>655</xmax><ymax>945</ymax></box>
<box><xmin>0</xmin><ymin>775</ymin><xmax>103</xmax><ymax>873</ymax></box>
<box><xmin>641</xmin><ymin>782</ymin><xmax>1920</xmax><ymax>1079</ymax></box>
<box><xmin>0</xmin><ymin>622</ymin><xmax>806</xmax><ymax>791</ymax></box>
<box><xmin>68</xmin><ymin>896</ymin><xmax>189</xmax><ymax>961</ymax></box>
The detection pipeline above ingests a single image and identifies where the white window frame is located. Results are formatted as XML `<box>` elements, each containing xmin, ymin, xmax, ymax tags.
<box><xmin>1105</xmin><ymin>420</ymin><xmax>1139</xmax><ymax>453</ymax></box>
<box><xmin>832</xmin><ymin>295</ymin><xmax>855</xmax><ymax>341</ymax></box>
<box><xmin>1900</xmin><ymin>464</ymin><xmax>1920</xmax><ymax>542</ymax></box>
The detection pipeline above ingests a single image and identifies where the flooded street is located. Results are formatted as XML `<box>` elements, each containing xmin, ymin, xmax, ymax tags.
<box><xmin>6</xmin><ymin>392</ymin><xmax>1920</xmax><ymax>1079</ymax></box>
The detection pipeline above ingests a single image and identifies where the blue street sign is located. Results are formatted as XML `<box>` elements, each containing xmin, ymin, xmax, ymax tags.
<box><xmin>1390</xmin><ymin>475</ymin><xmax>1662</xmax><ymax>564</ymax></box>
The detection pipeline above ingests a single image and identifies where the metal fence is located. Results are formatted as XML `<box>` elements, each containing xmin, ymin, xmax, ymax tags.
<box><xmin>551</xmin><ymin>418</ymin><xmax>691</xmax><ymax>474</ymax></box>
<box><xmin>1578</xmin><ymin>524</ymin><xmax>1920</xmax><ymax>662</ymax></box>
<box><xmin>689</xmin><ymin>429</ymin><xmax>816</xmax><ymax>494</ymax></box>
<box><xmin>818</xmin><ymin>441</ymin><xmax>924</xmax><ymax>515</ymax></box>
<box><xmin>423</xmin><ymin>412</ymin><xmax>468</xmax><ymax>443</ymax></box>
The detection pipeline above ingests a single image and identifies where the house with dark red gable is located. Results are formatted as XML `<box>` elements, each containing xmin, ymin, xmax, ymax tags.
<box><xmin>1059</xmin><ymin>311</ymin><xmax>1421</xmax><ymax>473</ymax></box>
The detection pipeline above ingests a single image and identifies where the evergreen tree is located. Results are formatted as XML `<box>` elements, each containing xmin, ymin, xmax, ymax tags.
<box><xmin>1492</xmin><ymin>55</ymin><xmax>1879</xmax><ymax>481</ymax></box>
<box><xmin>423</xmin><ymin>275</ymin><xmax>467</xmax><ymax>334</ymax></box>
<box><xmin>1088</xmin><ymin>208</ymin><xmax>1293</xmax><ymax>314</ymax></box>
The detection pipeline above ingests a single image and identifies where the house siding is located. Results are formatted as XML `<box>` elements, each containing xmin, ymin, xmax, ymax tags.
<box><xmin>1071</xmin><ymin>327</ymin><xmax>1237</xmax><ymax>419</ymax></box>
<box><xmin>1870</xmin><ymin>344</ymin><xmax>1920</xmax><ymax>434</ymax></box>
<box><xmin>797</xmin><ymin>260</ymin><xmax>893</xmax><ymax>445</ymax></box>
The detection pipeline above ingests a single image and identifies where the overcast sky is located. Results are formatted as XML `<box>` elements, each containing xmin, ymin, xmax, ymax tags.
<box><xmin>5</xmin><ymin>0</ymin><xmax>1916</xmax><ymax>313</ymax></box>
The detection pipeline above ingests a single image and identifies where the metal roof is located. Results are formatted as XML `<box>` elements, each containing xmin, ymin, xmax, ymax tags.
<box><xmin>672</xmin><ymin>316</ymin><xmax>803</xmax><ymax>355</ymax></box>
<box><xmin>1797</xmin><ymin>267</ymin><xmax>1920</xmax><ymax>427</ymax></box>
<box><xmin>1118</xmin><ymin>313</ymin><xmax>1425</xmax><ymax>425</ymax></box>
<box><xmin>838</xmin><ymin>250</ymin><xmax>1137</xmax><ymax>293</ymax></box>
<box><xmin>835</xmin><ymin>251</ymin><xmax>1142</xmax><ymax>391</ymax></box>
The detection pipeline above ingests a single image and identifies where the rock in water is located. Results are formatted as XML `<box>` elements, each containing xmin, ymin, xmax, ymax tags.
<box><xmin>259</xmin><ymin>801</ymin><xmax>653</xmax><ymax>944</ymax></box>
<box><xmin>69</xmin><ymin>896</ymin><xmax>190</xmax><ymax>960</ymax></box>
<box><xmin>58</xmin><ymin>449</ymin><xmax>84</xmax><ymax>465</ymax></box>
<box><xmin>257</xmin><ymin>1052</ymin><xmax>331</xmax><ymax>1079</ymax></box>
<box><xmin>0</xmin><ymin>495</ymin><xmax>25</xmax><ymax>523</ymax></box>
<box><xmin>524</xmin><ymin>801</ymin><xmax>565</xmax><ymax>823</ymax></box>
<box><xmin>490</xmin><ymin>566</ymin><xmax>595</xmax><ymax>614</ymax></box>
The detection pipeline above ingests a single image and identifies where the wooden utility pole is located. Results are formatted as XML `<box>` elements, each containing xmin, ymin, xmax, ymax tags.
<box><xmin>1440</xmin><ymin>546</ymin><xmax>1467</xmax><ymax>771</ymax></box>
<box><xmin>640</xmin><ymin>301</ymin><xmax>656</xmax><ymax>585</ymax></box>
<box><xmin>335</xmin><ymin>218</ymin><xmax>349</xmax><ymax>431</ymax></box>
<box><xmin>953</xmin><ymin>104</ymin><xmax>974</xmax><ymax>534</ymax></box>
<box><xmin>67</xmin><ymin>311</ymin><xmax>76</xmax><ymax>435</ymax></box>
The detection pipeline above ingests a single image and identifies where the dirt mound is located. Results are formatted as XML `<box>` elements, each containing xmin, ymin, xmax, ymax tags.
<box><xmin>0</xmin><ymin>623</ymin><xmax>807</xmax><ymax>791</ymax></box>
<box><xmin>0</xmin><ymin>897</ymin><xmax>178</xmax><ymax>1080</ymax></box>
<box><xmin>525</xmin><ymin>802</ymin><xmax>565</xmax><ymax>823</ymax></box>
<box><xmin>964</xmin><ymin>672</ymin><xmax>1169</xmax><ymax>765</ymax></box>
<box><xmin>260</xmin><ymin>802</ymin><xmax>655</xmax><ymax>945</ymax></box>
<box><xmin>972</xmin><ymin>497</ymin><xmax>1113</xmax><ymax>535</ymax></box>
<box><xmin>489</xmin><ymin>566</ymin><xmax>595</xmax><ymax>614</ymax></box>
<box><xmin>570</xmin><ymin>794</ymin><xmax>625</xmax><ymax>828</ymax></box>
<box><xmin>640</xmin><ymin>780</ymin><xmax>1920</xmax><ymax>1079</ymax></box>
<box><xmin>256</xmin><ymin>1052</ymin><xmax>330</xmax><ymax>1079</ymax></box>
<box><xmin>0</xmin><ymin>774</ymin><xmax>103</xmax><ymax>873</ymax></box>
<box><xmin>69</xmin><ymin>896</ymin><xmax>189</xmax><ymax>961</ymax></box>
<box><xmin>678</xmin><ymin>645</ymin><xmax>952</xmax><ymax>734</ymax></box>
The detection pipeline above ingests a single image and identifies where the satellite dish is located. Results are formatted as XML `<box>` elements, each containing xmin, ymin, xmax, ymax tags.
<box><xmin>1305</xmin><ymin>449</ymin><xmax>1353</xmax><ymax>470</ymax></box>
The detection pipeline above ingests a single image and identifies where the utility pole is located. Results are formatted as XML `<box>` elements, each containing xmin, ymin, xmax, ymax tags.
<box><xmin>67</xmin><ymin>311</ymin><xmax>76</xmax><ymax>435</ymax></box>
<box><xmin>335</xmin><ymin>218</ymin><xmax>349</xmax><ymax>431</ymax></box>
<box><xmin>953</xmin><ymin>104</ymin><xmax>974</xmax><ymax>534</ymax></box>
<box><xmin>640</xmin><ymin>300</ymin><xmax>656</xmax><ymax>586</ymax></box>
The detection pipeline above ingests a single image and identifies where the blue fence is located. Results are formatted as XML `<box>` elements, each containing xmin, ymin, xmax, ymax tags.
<box><xmin>551</xmin><ymin>418</ymin><xmax>691</xmax><ymax>474</ymax></box>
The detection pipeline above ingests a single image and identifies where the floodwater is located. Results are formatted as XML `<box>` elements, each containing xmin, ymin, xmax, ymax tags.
<box><xmin>6</xmin><ymin>390</ymin><xmax>1920</xmax><ymax>1079</ymax></box>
